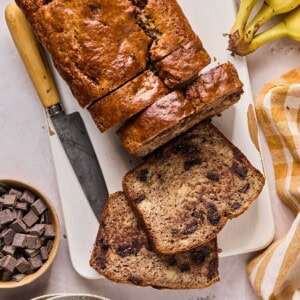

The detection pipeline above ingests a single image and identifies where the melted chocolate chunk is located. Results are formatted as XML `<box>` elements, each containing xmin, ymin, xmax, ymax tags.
<box><xmin>128</xmin><ymin>275</ymin><xmax>143</xmax><ymax>285</ymax></box>
<box><xmin>89</xmin><ymin>4</ymin><xmax>100</xmax><ymax>15</ymax></box>
<box><xmin>95</xmin><ymin>254</ymin><xmax>107</xmax><ymax>270</ymax></box>
<box><xmin>182</xmin><ymin>221</ymin><xmax>198</xmax><ymax>235</ymax></box>
<box><xmin>230</xmin><ymin>162</ymin><xmax>248</xmax><ymax>179</ymax></box>
<box><xmin>233</xmin><ymin>149</ymin><xmax>244</xmax><ymax>162</ymax></box>
<box><xmin>135</xmin><ymin>194</ymin><xmax>146</xmax><ymax>204</ymax></box>
<box><xmin>116</xmin><ymin>239</ymin><xmax>142</xmax><ymax>257</ymax></box>
<box><xmin>138</xmin><ymin>169</ymin><xmax>149</xmax><ymax>182</ymax></box>
<box><xmin>179</xmin><ymin>263</ymin><xmax>191</xmax><ymax>272</ymax></box>
<box><xmin>239</xmin><ymin>182</ymin><xmax>250</xmax><ymax>193</ymax></box>
<box><xmin>172</xmin><ymin>141</ymin><xmax>199</xmax><ymax>156</ymax></box>
<box><xmin>208</xmin><ymin>258</ymin><xmax>218</xmax><ymax>280</ymax></box>
<box><xmin>145</xmin><ymin>240</ymin><xmax>153</xmax><ymax>252</ymax></box>
<box><xmin>167</xmin><ymin>255</ymin><xmax>177</xmax><ymax>266</ymax></box>
<box><xmin>131</xmin><ymin>0</ymin><xmax>148</xmax><ymax>9</ymax></box>
<box><xmin>207</xmin><ymin>203</ymin><xmax>220</xmax><ymax>226</ymax></box>
<box><xmin>192</xmin><ymin>210</ymin><xmax>205</xmax><ymax>222</ymax></box>
<box><xmin>184</xmin><ymin>158</ymin><xmax>202</xmax><ymax>171</ymax></box>
<box><xmin>231</xmin><ymin>202</ymin><xmax>241</xmax><ymax>210</ymax></box>
<box><xmin>98</xmin><ymin>238</ymin><xmax>109</xmax><ymax>252</ymax></box>
<box><xmin>171</xmin><ymin>228</ymin><xmax>179</xmax><ymax>235</ymax></box>
<box><xmin>190</xmin><ymin>248</ymin><xmax>207</xmax><ymax>265</ymax></box>
<box><xmin>206</xmin><ymin>171</ymin><xmax>220</xmax><ymax>182</ymax></box>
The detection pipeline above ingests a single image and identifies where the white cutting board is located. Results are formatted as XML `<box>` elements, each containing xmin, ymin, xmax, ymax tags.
<box><xmin>48</xmin><ymin>0</ymin><xmax>275</xmax><ymax>279</ymax></box>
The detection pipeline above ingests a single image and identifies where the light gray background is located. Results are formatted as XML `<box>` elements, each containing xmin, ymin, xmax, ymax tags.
<box><xmin>0</xmin><ymin>0</ymin><xmax>298</xmax><ymax>299</ymax></box>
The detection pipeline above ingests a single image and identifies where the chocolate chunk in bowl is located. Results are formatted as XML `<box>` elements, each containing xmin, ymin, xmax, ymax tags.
<box><xmin>0</xmin><ymin>179</ymin><xmax>60</xmax><ymax>288</ymax></box>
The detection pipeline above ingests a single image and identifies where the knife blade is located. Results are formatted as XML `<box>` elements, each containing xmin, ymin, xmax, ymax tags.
<box><xmin>6</xmin><ymin>3</ymin><xmax>108</xmax><ymax>221</ymax></box>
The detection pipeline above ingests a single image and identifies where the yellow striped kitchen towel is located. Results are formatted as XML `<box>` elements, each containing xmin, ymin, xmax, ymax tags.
<box><xmin>255</xmin><ymin>68</ymin><xmax>300</xmax><ymax>213</ymax></box>
<box><xmin>247</xmin><ymin>213</ymin><xmax>300</xmax><ymax>300</ymax></box>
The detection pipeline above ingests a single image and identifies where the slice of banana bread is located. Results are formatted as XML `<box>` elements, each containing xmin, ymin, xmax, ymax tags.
<box><xmin>88</xmin><ymin>70</ymin><xmax>169</xmax><ymax>132</ymax></box>
<box><xmin>117</xmin><ymin>63</ymin><xmax>243</xmax><ymax>157</ymax></box>
<box><xmin>122</xmin><ymin>122</ymin><xmax>265</xmax><ymax>254</ymax></box>
<box><xmin>90</xmin><ymin>192</ymin><xmax>219</xmax><ymax>289</ymax></box>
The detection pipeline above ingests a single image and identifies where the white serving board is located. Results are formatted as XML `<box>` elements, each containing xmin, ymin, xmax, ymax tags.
<box><xmin>48</xmin><ymin>0</ymin><xmax>275</xmax><ymax>279</ymax></box>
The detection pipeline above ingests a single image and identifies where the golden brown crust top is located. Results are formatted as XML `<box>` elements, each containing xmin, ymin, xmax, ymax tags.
<box><xmin>16</xmin><ymin>0</ymin><xmax>150</xmax><ymax>107</ymax></box>
<box><xmin>88</xmin><ymin>70</ymin><xmax>169</xmax><ymax>132</ymax></box>
<box><xmin>117</xmin><ymin>91</ymin><xmax>194</xmax><ymax>151</ymax></box>
<box><xmin>185</xmin><ymin>62</ymin><xmax>244</xmax><ymax>107</ymax></box>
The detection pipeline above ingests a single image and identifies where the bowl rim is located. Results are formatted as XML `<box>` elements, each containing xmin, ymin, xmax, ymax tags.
<box><xmin>0</xmin><ymin>178</ymin><xmax>60</xmax><ymax>288</ymax></box>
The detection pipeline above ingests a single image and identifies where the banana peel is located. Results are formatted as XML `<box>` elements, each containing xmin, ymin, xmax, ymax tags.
<box><xmin>244</xmin><ymin>0</ymin><xmax>300</xmax><ymax>42</ymax></box>
<box><xmin>230</xmin><ymin>7</ymin><xmax>300</xmax><ymax>56</ymax></box>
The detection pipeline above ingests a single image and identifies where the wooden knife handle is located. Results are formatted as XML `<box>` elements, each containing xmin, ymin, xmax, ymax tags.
<box><xmin>5</xmin><ymin>3</ymin><xmax>60</xmax><ymax>109</ymax></box>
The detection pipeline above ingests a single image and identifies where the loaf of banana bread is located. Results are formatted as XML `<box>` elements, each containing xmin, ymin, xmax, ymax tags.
<box><xmin>117</xmin><ymin>62</ymin><xmax>243</xmax><ymax>157</ymax></box>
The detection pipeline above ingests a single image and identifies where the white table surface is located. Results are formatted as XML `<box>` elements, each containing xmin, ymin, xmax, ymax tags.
<box><xmin>0</xmin><ymin>1</ymin><xmax>298</xmax><ymax>299</ymax></box>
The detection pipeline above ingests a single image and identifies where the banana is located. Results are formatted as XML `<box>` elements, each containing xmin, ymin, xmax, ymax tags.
<box><xmin>228</xmin><ymin>0</ymin><xmax>258</xmax><ymax>51</ymax></box>
<box><xmin>233</xmin><ymin>7</ymin><xmax>300</xmax><ymax>56</ymax></box>
<box><xmin>244</xmin><ymin>0</ymin><xmax>300</xmax><ymax>42</ymax></box>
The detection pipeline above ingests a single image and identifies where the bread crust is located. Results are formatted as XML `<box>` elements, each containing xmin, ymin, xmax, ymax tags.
<box><xmin>88</xmin><ymin>70</ymin><xmax>169</xmax><ymax>132</ymax></box>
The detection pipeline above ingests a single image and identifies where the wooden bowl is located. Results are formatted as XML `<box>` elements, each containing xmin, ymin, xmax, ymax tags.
<box><xmin>0</xmin><ymin>179</ymin><xmax>60</xmax><ymax>288</ymax></box>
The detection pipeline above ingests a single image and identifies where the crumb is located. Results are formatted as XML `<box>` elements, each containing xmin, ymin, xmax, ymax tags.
<box><xmin>222</xmin><ymin>33</ymin><xmax>229</xmax><ymax>37</ymax></box>
<box><xmin>63</xmin><ymin>234</ymin><xmax>67</xmax><ymax>239</ymax></box>
<box><xmin>286</xmin><ymin>106</ymin><xmax>290</xmax><ymax>110</ymax></box>
<box><xmin>213</xmin><ymin>56</ymin><xmax>217</xmax><ymax>62</ymax></box>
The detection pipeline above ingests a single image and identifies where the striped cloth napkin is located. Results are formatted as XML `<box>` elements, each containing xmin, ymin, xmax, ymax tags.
<box><xmin>247</xmin><ymin>69</ymin><xmax>300</xmax><ymax>299</ymax></box>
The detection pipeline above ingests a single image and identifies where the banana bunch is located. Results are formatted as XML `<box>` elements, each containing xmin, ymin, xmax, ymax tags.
<box><xmin>228</xmin><ymin>0</ymin><xmax>300</xmax><ymax>56</ymax></box>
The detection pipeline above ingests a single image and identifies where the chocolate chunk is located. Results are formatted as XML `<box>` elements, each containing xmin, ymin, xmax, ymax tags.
<box><xmin>230</xmin><ymin>162</ymin><xmax>248</xmax><ymax>179</ymax></box>
<box><xmin>2</xmin><ymin>228</ymin><xmax>15</xmax><ymax>246</ymax></box>
<box><xmin>208</xmin><ymin>258</ymin><xmax>218</xmax><ymax>280</ymax></box>
<box><xmin>183</xmin><ymin>221</ymin><xmax>198</xmax><ymax>235</ymax></box>
<box><xmin>9</xmin><ymin>189</ymin><xmax>22</xmax><ymax>199</ymax></box>
<box><xmin>192</xmin><ymin>210</ymin><xmax>205</xmax><ymax>222</ymax></box>
<box><xmin>44</xmin><ymin>224</ymin><xmax>55</xmax><ymax>238</ymax></box>
<box><xmin>12</xmin><ymin>273</ymin><xmax>25</xmax><ymax>282</ymax></box>
<box><xmin>40</xmin><ymin>246</ymin><xmax>48</xmax><ymax>261</ymax></box>
<box><xmin>231</xmin><ymin>202</ymin><xmax>241</xmax><ymax>210</ymax></box>
<box><xmin>10</xmin><ymin>219</ymin><xmax>27</xmax><ymax>233</ymax></box>
<box><xmin>2</xmin><ymin>194</ymin><xmax>17</xmax><ymax>207</ymax></box>
<box><xmin>15</xmin><ymin>202</ymin><xmax>28</xmax><ymax>211</ymax></box>
<box><xmin>95</xmin><ymin>254</ymin><xmax>107</xmax><ymax>270</ymax></box>
<box><xmin>167</xmin><ymin>255</ymin><xmax>177</xmax><ymax>266</ymax></box>
<box><xmin>207</xmin><ymin>203</ymin><xmax>221</xmax><ymax>226</ymax></box>
<box><xmin>128</xmin><ymin>275</ymin><xmax>143</xmax><ymax>285</ymax></box>
<box><xmin>172</xmin><ymin>141</ymin><xmax>199</xmax><ymax>156</ymax></box>
<box><xmin>0</xmin><ymin>209</ymin><xmax>13</xmax><ymax>225</ymax></box>
<box><xmin>134</xmin><ymin>194</ymin><xmax>146</xmax><ymax>204</ymax></box>
<box><xmin>10</xmin><ymin>208</ymin><xmax>18</xmax><ymax>220</ymax></box>
<box><xmin>31</xmin><ymin>199</ymin><xmax>47</xmax><ymax>216</ymax></box>
<box><xmin>46</xmin><ymin>240</ymin><xmax>53</xmax><ymax>252</ymax></box>
<box><xmin>171</xmin><ymin>228</ymin><xmax>179</xmax><ymax>235</ymax></box>
<box><xmin>28</xmin><ymin>224</ymin><xmax>45</xmax><ymax>236</ymax></box>
<box><xmin>24</xmin><ymin>249</ymin><xmax>39</xmax><ymax>257</ymax></box>
<box><xmin>16</xmin><ymin>210</ymin><xmax>23</xmax><ymax>220</ymax></box>
<box><xmin>41</xmin><ymin>210</ymin><xmax>52</xmax><ymax>224</ymax></box>
<box><xmin>0</xmin><ymin>183</ymin><xmax>9</xmax><ymax>196</ymax></box>
<box><xmin>206</xmin><ymin>171</ymin><xmax>220</xmax><ymax>182</ymax></box>
<box><xmin>12</xmin><ymin>233</ymin><xmax>26</xmax><ymax>248</ymax></box>
<box><xmin>25</xmin><ymin>269</ymin><xmax>35</xmax><ymax>275</ymax></box>
<box><xmin>2</xmin><ymin>246</ymin><xmax>16</xmax><ymax>256</ymax></box>
<box><xmin>0</xmin><ymin>202</ymin><xmax>3</xmax><ymax>211</ymax></box>
<box><xmin>25</xmin><ymin>235</ymin><xmax>41</xmax><ymax>250</ymax></box>
<box><xmin>1</xmin><ymin>270</ymin><xmax>12</xmax><ymax>281</ymax></box>
<box><xmin>29</xmin><ymin>254</ymin><xmax>43</xmax><ymax>269</ymax></box>
<box><xmin>239</xmin><ymin>182</ymin><xmax>250</xmax><ymax>193</ymax></box>
<box><xmin>15</xmin><ymin>257</ymin><xmax>31</xmax><ymax>273</ymax></box>
<box><xmin>179</xmin><ymin>263</ymin><xmax>190</xmax><ymax>272</ymax></box>
<box><xmin>138</xmin><ymin>169</ymin><xmax>149</xmax><ymax>182</ymax></box>
<box><xmin>233</xmin><ymin>149</ymin><xmax>244</xmax><ymax>162</ymax></box>
<box><xmin>190</xmin><ymin>248</ymin><xmax>206</xmax><ymax>265</ymax></box>
<box><xmin>20</xmin><ymin>190</ymin><xmax>35</xmax><ymax>204</ymax></box>
<box><xmin>116</xmin><ymin>239</ymin><xmax>142</xmax><ymax>257</ymax></box>
<box><xmin>23</xmin><ymin>210</ymin><xmax>39</xmax><ymax>227</ymax></box>
<box><xmin>184</xmin><ymin>158</ymin><xmax>202</xmax><ymax>171</ymax></box>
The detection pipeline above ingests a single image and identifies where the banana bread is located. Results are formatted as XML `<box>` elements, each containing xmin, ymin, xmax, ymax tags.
<box><xmin>117</xmin><ymin>63</ymin><xmax>243</xmax><ymax>157</ymax></box>
<box><xmin>90</xmin><ymin>192</ymin><xmax>219</xmax><ymax>289</ymax></box>
<box><xmin>16</xmin><ymin>0</ymin><xmax>151</xmax><ymax>107</ymax></box>
<box><xmin>88</xmin><ymin>70</ymin><xmax>169</xmax><ymax>132</ymax></box>
<box><xmin>122</xmin><ymin>122</ymin><xmax>265</xmax><ymax>254</ymax></box>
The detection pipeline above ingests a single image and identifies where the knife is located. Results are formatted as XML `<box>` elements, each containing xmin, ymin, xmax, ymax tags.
<box><xmin>5</xmin><ymin>3</ymin><xmax>108</xmax><ymax>221</ymax></box>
